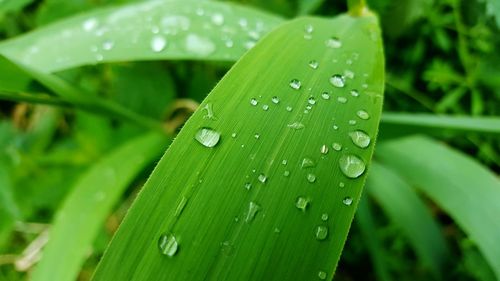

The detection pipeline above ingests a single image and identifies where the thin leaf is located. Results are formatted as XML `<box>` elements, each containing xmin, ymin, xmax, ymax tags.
<box><xmin>31</xmin><ymin>132</ymin><xmax>169</xmax><ymax>281</ymax></box>
<box><xmin>376</xmin><ymin>136</ymin><xmax>500</xmax><ymax>280</ymax></box>
<box><xmin>0</xmin><ymin>0</ymin><xmax>284</xmax><ymax>73</ymax></box>
<box><xmin>367</xmin><ymin>161</ymin><xmax>450</xmax><ymax>278</ymax></box>
<box><xmin>93</xmin><ymin>12</ymin><xmax>385</xmax><ymax>281</ymax></box>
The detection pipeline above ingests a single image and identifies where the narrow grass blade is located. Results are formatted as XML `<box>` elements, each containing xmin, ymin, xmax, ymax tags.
<box><xmin>367</xmin><ymin>161</ymin><xmax>450</xmax><ymax>278</ymax></box>
<box><xmin>30</xmin><ymin>133</ymin><xmax>168</xmax><ymax>281</ymax></box>
<box><xmin>0</xmin><ymin>162</ymin><xmax>20</xmax><ymax>249</ymax></box>
<box><xmin>376</xmin><ymin>136</ymin><xmax>500</xmax><ymax>280</ymax></box>
<box><xmin>380</xmin><ymin>113</ymin><xmax>500</xmax><ymax>138</ymax></box>
<box><xmin>0</xmin><ymin>0</ymin><xmax>283</xmax><ymax>73</ymax></box>
<box><xmin>93</xmin><ymin>12</ymin><xmax>385</xmax><ymax>281</ymax></box>
<box><xmin>356</xmin><ymin>195</ymin><xmax>393</xmax><ymax>281</ymax></box>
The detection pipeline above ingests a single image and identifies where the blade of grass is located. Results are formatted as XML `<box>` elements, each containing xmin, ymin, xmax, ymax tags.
<box><xmin>376</xmin><ymin>136</ymin><xmax>500</xmax><ymax>280</ymax></box>
<box><xmin>367</xmin><ymin>161</ymin><xmax>450</xmax><ymax>278</ymax></box>
<box><xmin>93</xmin><ymin>11</ymin><xmax>385</xmax><ymax>281</ymax></box>
<box><xmin>380</xmin><ymin>113</ymin><xmax>500</xmax><ymax>138</ymax></box>
<box><xmin>30</xmin><ymin>132</ymin><xmax>169</xmax><ymax>281</ymax></box>
<box><xmin>356</xmin><ymin>194</ymin><xmax>393</xmax><ymax>281</ymax></box>
<box><xmin>0</xmin><ymin>0</ymin><xmax>284</xmax><ymax>73</ymax></box>
<box><xmin>0</xmin><ymin>161</ymin><xmax>20</xmax><ymax>249</ymax></box>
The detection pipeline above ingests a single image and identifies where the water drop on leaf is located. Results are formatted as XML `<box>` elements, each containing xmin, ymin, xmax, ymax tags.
<box><xmin>158</xmin><ymin>233</ymin><xmax>178</xmax><ymax>257</ymax></box>
<box><xmin>195</xmin><ymin>128</ymin><xmax>220</xmax><ymax>148</ymax></box>
<box><xmin>339</xmin><ymin>154</ymin><xmax>365</xmax><ymax>178</ymax></box>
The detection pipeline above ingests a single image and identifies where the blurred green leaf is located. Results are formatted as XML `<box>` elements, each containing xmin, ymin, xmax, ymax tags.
<box><xmin>31</xmin><ymin>132</ymin><xmax>169</xmax><ymax>281</ymax></box>
<box><xmin>480</xmin><ymin>0</ymin><xmax>500</xmax><ymax>27</ymax></box>
<box><xmin>376</xmin><ymin>136</ymin><xmax>500</xmax><ymax>280</ymax></box>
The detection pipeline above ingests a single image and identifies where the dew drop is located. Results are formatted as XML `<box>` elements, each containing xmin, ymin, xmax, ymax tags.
<box><xmin>350</xmin><ymin>89</ymin><xmax>359</xmax><ymax>97</ymax></box>
<box><xmin>82</xmin><ymin>18</ymin><xmax>98</xmax><ymax>31</ymax></box>
<box><xmin>211</xmin><ymin>13</ymin><xmax>224</xmax><ymax>26</ymax></box>
<box><xmin>307</xmin><ymin>173</ymin><xmax>316</xmax><ymax>183</ymax></box>
<box><xmin>332</xmin><ymin>143</ymin><xmax>342</xmax><ymax>151</ymax></box>
<box><xmin>195</xmin><ymin>127</ymin><xmax>220</xmax><ymax>148</ymax></box>
<box><xmin>271</xmin><ymin>96</ymin><xmax>280</xmax><ymax>104</ymax></box>
<box><xmin>246</xmin><ymin>201</ymin><xmax>261</xmax><ymax>222</ymax></box>
<box><xmin>244</xmin><ymin>41</ymin><xmax>256</xmax><ymax>50</ymax></box>
<box><xmin>151</xmin><ymin>35</ymin><xmax>167</xmax><ymax>52</ymax></box>
<box><xmin>231</xmin><ymin>132</ymin><xmax>237</xmax><ymax>138</ymax></box>
<box><xmin>343</xmin><ymin>197</ymin><xmax>353</xmax><ymax>206</ymax></box>
<box><xmin>250</xmin><ymin>98</ymin><xmax>258</xmax><ymax>106</ymax></box>
<box><xmin>254</xmin><ymin>133</ymin><xmax>260</xmax><ymax>139</ymax></box>
<box><xmin>329</xmin><ymin>74</ymin><xmax>345</xmax><ymax>88</ymax></box>
<box><xmin>308</xmin><ymin>97</ymin><xmax>316</xmax><ymax>105</ymax></box>
<box><xmin>283</xmin><ymin>170</ymin><xmax>290</xmax><ymax>177</ymax></box>
<box><xmin>304</xmin><ymin>24</ymin><xmax>314</xmax><ymax>33</ymax></box>
<box><xmin>337</xmin><ymin>96</ymin><xmax>347</xmax><ymax>104</ymax></box>
<box><xmin>344</xmin><ymin>70</ymin><xmax>354</xmax><ymax>79</ymax></box>
<box><xmin>301</xmin><ymin>157</ymin><xmax>315</xmax><ymax>168</ymax></box>
<box><xmin>258</xmin><ymin>173</ymin><xmax>267</xmax><ymax>183</ymax></box>
<box><xmin>158</xmin><ymin>233</ymin><xmax>178</xmax><ymax>257</ymax></box>
<box><xmin>339</xmin><ymin>182</ymin><xmax>345</xmax><ymax>188</ymax></box>
<box><xmin>320</xmin><ymin>144</ymin><xmax>329</xmax><ymax>155</ymax></box>
<box><xmin>102</xmin><ymin>39</ymin><xmax>114</xmax><ymax>50</ymax></box>
<box><xmin>315</xmin><ymin>225</ymin><xmax>328</xmax><ymax>240</ymax></box>
<box><xmin>339</xmin><ymin>154</ymin><xmax>366</xmax><ymax>178</ymax></box>
<box><xmin>202</xmin><ymin>103</ymin><xmax>217</xmax><ymax>120</ymax></box>
<box><xmin>321</xmin><ymin>92</ymin><xmax>330</xmax><ymax>100</ymax></box>
<box><xmin>289</xmin><ymin>79</ymin><xmax>302</xmax><ymax>90</ymax></box>
<box><xmin>244</xmin><ymin>182</ymin><xmax>252</xmax><ymax>190</ymax></box>
<box><xmin>282</xmin><ymin>159</ymin><xmax>288</xmax><ymax>165</ymax></box>
<box><xmin>333</xmin><ymin>124</ymin><xmax>339</xmax><ymax>130</ymax></box>
<box><xmin>325</xmin><ymin>37</ymin><xmax>342</xmax><ymax>48</ymax></box>
<box><xmin>348</xmin><ymin>119</ymin><xmax>357</xmax><ymax>125</ymax></box>
<box><xmin>262</xmin><ymin>104</ymin><xmax>269</xmax><ymax>111</ymax></box>
<box><xmin>308</xmin><ymin>60</ymin><xmax>319</xmax><ymax>69</ymax></box>
<box><xmin>321</xmin><ymin>213</ymin><xmax>329</xmax><ymax>221</ymax></box>
<box><xmin>356</xmin><ymin>110</ymin><xmax>370</xmax><ymax>120</ymax></box>
<box><xmin>286</xmin><ymin>106</ymin><xmax>293</xmax><ymax>112</ymax></box>
<box><xmin>349</xmin><ymin>130</ymin><xmax>371</xmax><ymax>148</ymax></box>
<box><xmin>287</xmin><ymin>122</ymin><xmax>305</xmax><ymax>130</ymax></box>
<box><xmin>185</xmin><ymin>34</ymin><xmax>215</xmax><ymax>56</ymax></box>
<box><xmin>295</xmin><ymin>197</ymin><xmax>309</xmax><ymax>211</ymax></box>
<box><xmin>318</xmin><ymin>271</ymin><xmax>327</xmax><ymax>280</ymax></box>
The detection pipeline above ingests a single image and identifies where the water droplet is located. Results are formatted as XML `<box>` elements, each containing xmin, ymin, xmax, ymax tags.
<box><xmin>349</xmin><ymin>130</ymin><xmax>371</xmax><ymax>148</ymax></box>
<box><xmin>102</xmin><ymin>40</ymin><xmax>114</xmax><ymax>50</ymax></box>
<box><xmin>350</xmin><ymin>90</ymin><xmax>359</xmax><ymax>97</ymax></box>
<box><xmin>224</xmin><ymin>38</ymin><xmax>234</xmax><ymax>48</ymax></box>
<box><xmin>356</xmin><ymin>110</ymin><xmax>370</xmax><ymax>120</ymax></box>
<box><xmin>318</xmin><ymin>271</ymin><xmax>327</xmax><ymax>279</ymax></box>
<box><xmin>258</xmin><ymin>173</ymin><xmax>267</xmax><ymax>183</ymax></box>
<box><xmin>271</xmin><ymin>96</ymin><xmax>280</xmax><ymax>104</ymax></box>
<box><xmin>344</xmin><ymin>70</ymin><xmax>354</xmax><ymax>79</ymax></box>
<box><xmin>295</xmin><ymin>197</ymin><xmax>309</xmax><ymax>211</ymax></box>
<box><xmin>82</xmin><ymin>18</ymin><xmax>98</xmax><ymax>31</ymax></box>
<box><xmin>254</xmin><ymin>133</ymin><xmax>260</xmax><ymax>139</ymax></box>
<box><xmin>195</xmin><ymin>128</ymin><xmax>220</xmax><ymax>148</ymax></box>
<box><xmin>283</xmin><ymin>170</ymin><xmax>290</xmax><ymax>177</ymax></box>
<box><xmin>158</xmin><ymin>233</ymin><xmax>178</xmax><ymax>257</ymax></box>
<box><xmin>337</xmin><ymin>96</ymin><xmax>347</xmax><ymax>104</ymax></box>
<box><xmin>304</xmin><ymin>24</ymin><xmax>314</xmax><ymax>33</ymax></box>
<box><xmin>211</xmin><ymin>13</ymin><xmax>224</xmax><ymax>26</ymax></box>
<box><xmin>220</xmin><ymin>241</ymin><xmax>233</xmax><ymax>256</ymax></box>
<box><xmin>286</xmin><ymin>106</ymin><xmax>293</xmax><ymax>112</ymax></box>
<box><xmin>320</xmin><ymin>145</ymin><xmax>329</xmax><ymax>155</ymax></box>
<box><xmin>307</xmin><ymin>97</ymin><xmax>316</xmax><ymax>105</ymax></box>
<box><xmin>282</xmin><ymin>159</ymin><xmax>288</xmax><ymax>165</ymax></box>
<box><xmin>348</xmin><ymin>119</ymin><xmax>357</xmax><ymax>125</ymax></box>
<box><xmin>329</xmin><ymin>74</ymin><xmax>345</xmax><ymax>88</ymax></box>
<box><xmin>343</xmin><ymin>197</ymin><xmax>353</xmax><ymax>206</ymax></box>
<box><xmin>246</xmin><ymin>201</ymin><xmax>261</xmax><ymax>222</ymax></box>
<box><xmin>185</xmin><ymin>34</ymin><xmax>215</xmax><ymax>56</ymax></box>
<box><xmin>308</xmin><ymin>60</ymin><xmax>319</xmax><ymax>69</ymax></box>
<box><xmin>244</xmin><ymin>182</ymin><xmax>252</xmax><ymax>190</ymax></box>
<box><xmin>307</xmin><ymin>173</ymin><xmax>316</xmax><ymax>183</ymax></box>
<box><xmin>301</xmin><ymin>157</ymin><xmax>315</xmax><ymax>168</ymax></box>
<box><xmin>274</xmin><ymin>227</ymin><xmax>281</xmax><ymax>233</ymax></box>
<box><xmin>151</xmin><ymin>25</ymin><xmax>160</xmax><ymax>34</ymax></box>
<box><xmin>202</xmin><ymin>103</ymin><xmax>217</xmax><ymax>120</ymax></box>
<box><xmin>262</xmin><ymin>104</ymin><xmax>269</xmax><ymax>111</ymax></box>
<box><xmin>248</xmin><ymin>30</ymin><xmax>260</xmax><ymax>40</ymax></box>
<box><xmin>332</xmin><ymin>143</ymin><xmax>342</xmax><ymax>151</ymax></box>
<box><xmin>315</xmin><ymin>225</ymin><xmax>328</xmax><ymax>240</ymax></box>
<box><xmin>250</xmin><ymin>98</ymin><xmax>258</xmax><ymax>106</ymax></box>
<box><xmin>339</xmin><ymin>154</ymin><xmax>366</xmax><ymax>178</ymax></box>
<box><xmin>333</xmin><ymin>124</ymin><xmax>339</xmax><ymax>130</ymax></box>
<box><xmin>151</xmin><ymin>35</ymin><xmax>167</xmax><ymax>52</ymax></box>
<box><xmin>289</xmin><ymin>79</ymin><xmax>302</xmax><ymax>90</ymax></box>
<box><xmin>346</xmin><ymin>59</ymin><xmax>353</xmax><ymax>65</ymax></box>
<box><xmin>244</xmin><ymin>41</ymin><xmax>256</xmax><ymax>50</ymax></box>
<box><xmin>231</xmin><ymin>133</ymin><xmax>237</xmax><ymax>138</ymax></box>
<box><xmin>321</xmin><ymin>92</ymin><xmax>330</xmax><ymax>100</ymax></box>
<box><xmin>339</xmin><ymin>182</ymin><xmax>345</xmax><ymax>187</ymax></box>
<box><xmin>325</xmin><ymin>37</ymin><xmax>342</xmax><ymax>48</ymax></box>
<box><xmin>287</xmin><ymin>122</ymin><xmax>305</xmax><ymax>130</ymax></box>
<box><xmin>321</xmin><ymin>213</ymin><xmax>329</xmax><ymax>221</ymax></box>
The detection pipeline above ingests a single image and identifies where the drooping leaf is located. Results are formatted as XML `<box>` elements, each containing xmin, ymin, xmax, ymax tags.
<box><xmin>376</xmin><ymin>136</ymin><xmax>500</xmax><ymax>280</ymax></box>
<box><xmin>0</xmin><ymin>0</ymin><xmax>284</xmax><ymax>73</ymax></box>
<box><xmin>93</xmin><ymin>11</ymin><xmax>385</xmax><ymax>281</ymax></box>
<box><xmin>31</xmin><ymin>132</ymin><xmax>169</xmax><ymax>281</ymax></box>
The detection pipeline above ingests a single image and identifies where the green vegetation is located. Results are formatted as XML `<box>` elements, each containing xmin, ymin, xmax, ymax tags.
<box><xmin>0</xmin><ymin>0</ymin><xmax>499</xmax><ymax>280</ymax></box>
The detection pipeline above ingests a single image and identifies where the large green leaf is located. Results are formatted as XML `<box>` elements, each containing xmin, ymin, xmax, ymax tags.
<box><xmin>93</xmin><ymin>12</ymin><xmax>385</xmax><ymax>281</ymax></box>
<box><xmin>0</xmin><ymin>0</ymin><xmax>284</xmax><ymax>73</ymax></box>
<box><xmin>376</xmin><ymin>136</ymin><xmax>500</xmax><ymax>280</ymax></box>
<box><xmin>31</xmin><ymin>133</ymin><xmax>168</xmax><ymax>281</ymax></box>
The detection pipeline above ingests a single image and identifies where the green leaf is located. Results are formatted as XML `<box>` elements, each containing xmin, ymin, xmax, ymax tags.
<box><xmin>31</xmin><ymin>132</ymin><xmax>169</xmax><ymax>281</ymax></box>
<box><xmin>379</xmin><ymin>113</ymin><xmax>500</xmax><ymax>138</ymax></box>
<box><xmin>93</xmin><ymin>12</ymin><xmax>385</xmax><ymax>281</ymax></box>
<box><xmin>367</xmin><ymin>161</ymin><xmax>450</xmax><ymax>277</ymax></box>
<box><xmin>0</xmin><ymin>0</ymin><xmax>284</xmax><ymax>73</ymax></box>
<box><xmin>481</xmin><ymin>0</ymin><xmax>500</xmax><ymax>27</ymax></box>
<box><xmin>376</xmin><ymin>136</ymin><xmax>500</xmax><ymax>280</ymax></box>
